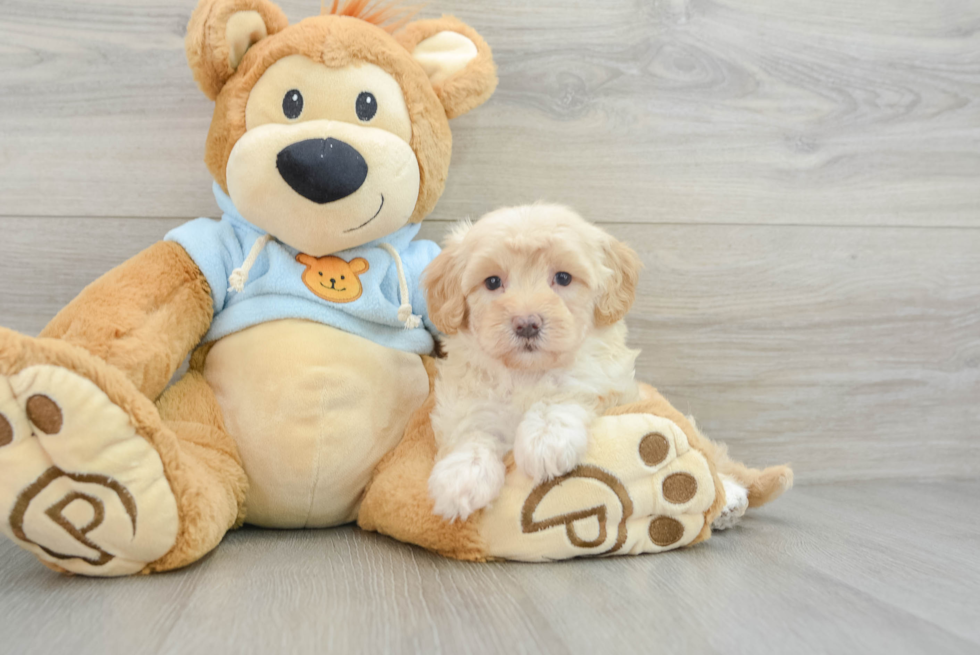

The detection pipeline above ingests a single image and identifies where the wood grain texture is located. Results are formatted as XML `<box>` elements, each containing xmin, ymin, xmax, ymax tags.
<box><xmin>1</xmin><ymin>216</ymin><xmax>977</xmax><ymax>482</ymax></box>
<box><xmin>0</xmin><ymin>0</ymin><xmax>977</xmax><ymax>225</ymax></box>
<box><xmin>0</xmin><ymin>480</ymin><xmax>978</xmax><ymax>654</ymax></box>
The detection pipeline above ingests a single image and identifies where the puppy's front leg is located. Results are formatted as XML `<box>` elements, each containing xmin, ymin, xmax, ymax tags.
<box><xmin>514</xmin><ymin>403</ymin><xmax>593</xmax><ymax>483</ymax></box>
<box><xmin>429</xmin><ymin>432</ymin><xmax>508</xmax><ymax>522</ymax></box>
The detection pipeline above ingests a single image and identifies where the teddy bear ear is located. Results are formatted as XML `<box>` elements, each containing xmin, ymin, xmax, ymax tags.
<box><xmin>185</xmin><ymin>0</ymin><xmax>290</xmax><ymax>101</ymax></box>
<box><xmin>397</xmin><ymin>16</ymin><xmax>498</xmax><ymax>120</ymax></box>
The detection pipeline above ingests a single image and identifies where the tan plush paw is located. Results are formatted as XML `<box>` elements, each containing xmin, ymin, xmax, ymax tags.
<box><xmin>0</xmin><ymin>365</ymin><xmax>179</xmax><ymax>576</ymax></box>
<box><xmin>479</xmin><ymin>413</ymin><xmax>718</xmax><ymax>561</ymax></box>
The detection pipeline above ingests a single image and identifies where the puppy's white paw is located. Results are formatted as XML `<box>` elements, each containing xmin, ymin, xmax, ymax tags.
<box><xmin>514</xmin><ymin>403</ymin><xmax>590</xmax><ymax>483</ymax></box>
<box><xmin>428</xmin><ymin>445</ymin><xmax>506</xmax><ymax>522</ymax></box>
<box><xmin>713</xmin><ymin>476</ymin><xmax>749</xmax><ymax>531</ymax></box>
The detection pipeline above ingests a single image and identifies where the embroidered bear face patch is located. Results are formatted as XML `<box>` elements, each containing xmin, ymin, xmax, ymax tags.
<box><xmin>296</xmin><ymin>253</ymin><xmax>369</xmax><ymax>303</ymax></box>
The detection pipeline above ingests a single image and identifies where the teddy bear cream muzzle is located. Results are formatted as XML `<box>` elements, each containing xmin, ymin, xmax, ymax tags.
<box><xmin>226</xmin><ymin>119</ymin><xmax>421</xmax><ymax>256</ymax></box>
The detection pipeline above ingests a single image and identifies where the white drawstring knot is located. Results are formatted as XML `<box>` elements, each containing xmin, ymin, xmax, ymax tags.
<box><xmin>379</xmin><ymin>242</ymin><xmax>423</xmax><ymax>329</ymax></box>
<box><xmin>398</xmin><ymin>304</ymin><xmax>423</xmax><ymax>329</ymax></box>
<box><xmin>228</xmin><ymin>233</ymin><xmax>273</xmax><ymax>293</ymax></box>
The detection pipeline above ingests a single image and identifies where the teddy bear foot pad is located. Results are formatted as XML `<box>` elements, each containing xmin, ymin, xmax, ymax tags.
<box><xmin>0</xmin><ymin>365</ymin><xmax>179</xmax><ymax>576</ymax></box>
<box><xmin>480</xmin><ymin>413</ymin><xmax>719</xmax><ymax>561</ymax></box>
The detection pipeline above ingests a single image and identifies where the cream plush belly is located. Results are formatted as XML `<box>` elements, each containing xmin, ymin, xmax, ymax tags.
<box><xmin>203</xmin><ymin>319</ymin><xmax>429</xmax><ymax>528</ymax></box>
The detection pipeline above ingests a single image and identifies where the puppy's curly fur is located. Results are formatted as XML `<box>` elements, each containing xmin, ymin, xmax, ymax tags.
<box><xmin>423</xmin><ymin>204</ymin><xmax>643</xmax><ymax>521</ymax></box>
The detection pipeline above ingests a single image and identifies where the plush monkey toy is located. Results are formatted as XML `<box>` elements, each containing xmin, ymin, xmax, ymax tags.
<box><xmin>0</xmin><ymin>0</ymin><xmax>791</xmax><ymax>575</ymax></box>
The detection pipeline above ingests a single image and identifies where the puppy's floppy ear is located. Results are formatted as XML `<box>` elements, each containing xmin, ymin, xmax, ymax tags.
<box><xmin>186</xmin><ymin>0</ymin><xmax>289</xmax><ymax>100</ymax></box>
<box><xmin>397</xmin><ymin>17</ymin><xmax>498</xmax><ymax>119</ymax></box>
<box><xmin>423</xmin><ymin>223</ymin><xmax>472</xmax><ymax>334</ymax></box>
<box><xmin>594</xmin><ymin>238</ymin><xmax>643</xmax><ymax>327</ymax></box>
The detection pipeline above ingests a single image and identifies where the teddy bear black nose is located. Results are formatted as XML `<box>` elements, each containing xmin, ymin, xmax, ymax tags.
<box><xmin>276</xmin><ymin>138</ymin><xmax>368</xmax><ymax>204</ymax></box>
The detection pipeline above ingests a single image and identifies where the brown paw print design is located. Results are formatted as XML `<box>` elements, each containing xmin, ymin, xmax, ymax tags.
<box><xmin>7</xmin><ymin>395</ymin><xmax>138</xmax><ymax>567</ymax></box>
<box><xmin>519</xmin><ymin>430</ymin><xmax>705</xmax><ymax>553</ymax></box>
<box><xmin>297</xmin><ymin>253</ymin><xmax>369</xmax><ymax>303</ymax></box>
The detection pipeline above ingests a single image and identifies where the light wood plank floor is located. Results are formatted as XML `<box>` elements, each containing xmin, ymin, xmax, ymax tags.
<box><xmin>1</xmin><ymin>481</ymin><xmax>978</xmax><ymax>655</ymax></box>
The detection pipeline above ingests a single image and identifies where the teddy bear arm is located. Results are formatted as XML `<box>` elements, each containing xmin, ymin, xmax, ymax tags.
<box><xmin>39</xmin><ymin>241</ymin><xmax>213</xmax><ymax>401</ymax></box>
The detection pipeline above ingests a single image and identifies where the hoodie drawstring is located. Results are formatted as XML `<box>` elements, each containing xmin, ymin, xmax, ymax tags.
<box><xmin>379</xmin><ymin>243</ymin><xmax>423</xmax><ymax>330</ymax></box>
<box><xmin>228</xmin><ymin>234</ymin><xmax>273</xmax><ymax>293</ymax></box>
<box><xmin>228</xmin><ymin>235</ymin><xmax>422</xmax><ymax>331</ymax></box>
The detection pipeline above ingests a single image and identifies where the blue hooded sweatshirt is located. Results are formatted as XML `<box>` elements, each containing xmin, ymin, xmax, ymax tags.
<box><xmin>164</xmin><ymin>183</ymin><xmax>440</xmax><ymax>354</ymax></box>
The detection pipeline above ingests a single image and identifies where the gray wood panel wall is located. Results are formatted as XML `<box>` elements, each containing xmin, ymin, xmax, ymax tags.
<box><xmin>1</xmin><ymin>0</ymin><xmax>978</xmax><ymax>482</ymax></box>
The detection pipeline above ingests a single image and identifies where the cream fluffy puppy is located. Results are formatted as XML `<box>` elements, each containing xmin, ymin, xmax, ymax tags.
<box><xmin>423</xmin><ymin>204</ymin><xmax>643</xmax><ymax>521</ymax></box>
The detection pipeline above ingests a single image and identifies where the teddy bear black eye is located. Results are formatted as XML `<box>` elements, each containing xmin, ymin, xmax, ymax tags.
<box><xmin>356</xmin><ymin>91</ymin><xmax>378</xmax><ymax>121</ymax></box>
<box><xmin>485</xmin><ymin>276</ymin><xmax>502</xmax><ymax>291</ymax></box>
<box><xmin>554</xmin><ymin>272</ymin><xmax>572</xmax><ymax>286</ymax></box>
<box><xmin>318</xmin><ymin>271</ymin><xmax>323</xmax><ymax>276</ymax></box>
<box><xmin>283</xmin><ymin>89</ymin><xmax>304</xmax><ymax>120</ymax></box>
<box><xmin>341</xmin><ymin>275</ymin><xmax>345</xmax><ymax>280</ymax></box>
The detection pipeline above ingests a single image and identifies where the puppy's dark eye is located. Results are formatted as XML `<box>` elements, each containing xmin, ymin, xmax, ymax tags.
<box><xmin>554</xmin><ymin>272</ymin><xmax>573</xmax><ymax>286</ymax></box>
<box><xmin>356</xmin><ymin>91</ymin><xmax>378</xmax><ymax>121</ymax></box>
<box><xmin>283</xmin><ymin>89</ymin><xmax>304</xmax><ymax>120</ymax></box>
<box><xmin>485</xmin><ymin>276</ymin><xmax>502</xmax><ymax>291</ymax></box>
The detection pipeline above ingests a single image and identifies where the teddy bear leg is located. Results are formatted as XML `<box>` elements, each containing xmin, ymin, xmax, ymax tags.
<box><xmin>0</xmin><ymin>330</ymin><xmax>243</xmax><ymax>576</ymax></box>
<box><xmin>618</xmin><ymin>386</ymin><xmax>792</xmax><ymax>530</ymax></box>
<box><xmin>143</xmin><ymin>368</ymin><xmax>247</xmax><ymax>572</ymax></box>
<box><xmin>358</xmin><ymin>393</ymin><xmax>490</xmax><ymax>561</ymax></box>
<box><xmin>360</xmin><ymin>393</ymin><xmax>724</xmax><ymax>561</ymax></box>
<box><xmin>358</xmin><ymin>358</ymin><xmax>490</xmax><ymax>560</ymax></box>
<box><xmin>359</xmin><ymin>366</ymin><xmax>723</xmax><ymax>561</ymax></box>
<box><xmin>477</xmin><ymin>409</ymin><xmax>724</xmax><ymax>561</ymax></box>
<box><xmin>361</xmin><ymin>376</ymin><xmax>793</xmax><ymax>561</ymax></box>
<box><xmin>640</xmin><ymin>385</ymin><xmax>793</xmax><ymax>528</ymax></box>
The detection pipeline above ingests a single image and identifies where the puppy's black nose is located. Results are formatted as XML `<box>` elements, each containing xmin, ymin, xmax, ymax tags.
<box><xmin>276</xmin><ymin>138</ymin><xmax>368</xmax><ymax>204</ymax></box>
<box><xmin>513</xmin><ymin>315</ymin><xmax>543</xmax><ymax>339</ymax></box>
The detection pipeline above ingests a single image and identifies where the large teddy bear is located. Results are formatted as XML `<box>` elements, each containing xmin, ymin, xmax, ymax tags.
<box><xmin>0</xmin><ymin>0</ymin><xmax>791</xmax><ymax>576</ymax></box>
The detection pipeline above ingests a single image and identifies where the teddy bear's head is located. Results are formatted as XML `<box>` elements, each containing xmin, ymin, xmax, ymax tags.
<box><xmin>186</xmin><ymin>0</ymin><xmax>497</xmax><ymax>256</ymax></box>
